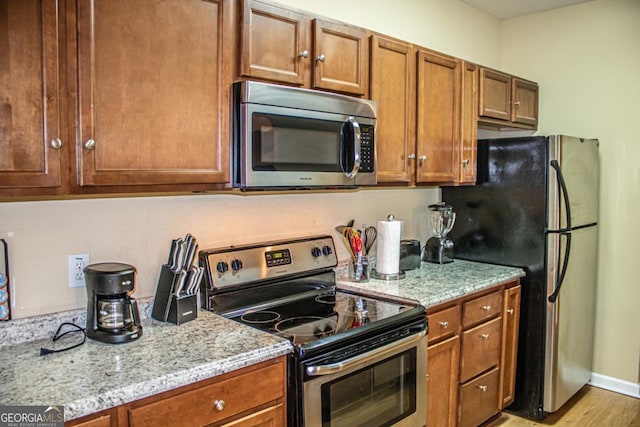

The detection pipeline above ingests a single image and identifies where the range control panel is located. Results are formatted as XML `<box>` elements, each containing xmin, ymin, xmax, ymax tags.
<box><xmin>199</xmin><ymin>235</ymin><xmax>337</xmax><ymax>290</ymax></box>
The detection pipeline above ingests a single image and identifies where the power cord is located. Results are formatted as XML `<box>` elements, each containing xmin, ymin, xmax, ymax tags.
<box><xmin>40</xmin><ymin>322</ymin><xmax>86</xmax><ymax>356</ymax></box>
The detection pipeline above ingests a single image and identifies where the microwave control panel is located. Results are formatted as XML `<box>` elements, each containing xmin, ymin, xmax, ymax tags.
<box><xmin>359</xmin><ymin>125</ymin><xmax>375</xmax><ymax>173</ymax></box>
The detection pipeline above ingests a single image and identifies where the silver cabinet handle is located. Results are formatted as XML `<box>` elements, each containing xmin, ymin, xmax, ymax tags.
<box><xmin>439</xmin><ymin>321</ymin><xmax>449</xmax><ymax>328</ymax></box>
<box><xmin>482</xmin><ymin>305</ymin><xmax>491</xmax><ymax>311</ymax></box>
<box><xmin>408</xmin><ymin>154</ymin><xmax>416</xmax><ymax>160</ymax></box>
<box><xmin>462</xmin><ymin>159</ymin><xmax>470</xmax><ymax>166</ymax></box>
<box><xmin>49</xmin><ymin>138</ymin><xmax>62</xmax><ymax>149</ymax></box>
<box><xmin>213</xmin><ymin>399</ymin><xmax>225</xmax><ymax>411</ymax></box>
<box><xmin>419</xmin><ymin>155</ymin><xmax>427</xmax><ymax>161</ymax></box>
<box><xmin>481</xmin><ymin>333</ymin><xmax>490</xmax><ymax>340</ymax></box>
<box><xmin>299</xmin><ymin>50</ymin><xmax>309</xmax><ymax>58</ymax></box>
<box><xmin>84</xmin><ymin>139</ymin><xmax>96</xmax><ymax>150</ymax></box>
<box><xmin>507</xmin><ymin>308</ymin><xmax>514</xmax><ymax>315</ymax></box>
<box><xmin>514</xmin><ymin>101</ymin><xmax>521</xmax><ymax>106</ymax></box>
<box><xmin>477</xmin><ymin>385</ymin><xmax>488</xmax><ymax>392</ymax></box>
<box><xmin>316</xmin><ymin>54</ymin><xmax>326</xmax><ymax>62</ymax></box>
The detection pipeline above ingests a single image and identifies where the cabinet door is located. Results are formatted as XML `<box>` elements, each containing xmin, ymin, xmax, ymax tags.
<box><xmin>427</xmin><ymin>336</ymin><xmax>459</xmax><ymax>427</ymax></box>
<box><xmin>416</xmin><ymin>49</ymin><xmax>460</xmax><ymax>184</ymax></box>
<box><xmin>370</xmin><ymin>35</ymin><xmax>414</xmax><ymax>183</ymax></box>
<box><xmin>219</xmin><ymin>403</ymin><xmax>284</xmax><ymax>427</ymax></box>
<box><xmin>479</xmin><ymin>68</ymin><xmax>511</xmax><ymax>121</ymax></box>
<box><xmin>74</xmin><ymin>0</ymin><xmax>230</xmax><ymax>187</ymax></box>
<box><xmin>313</xmin><ymin>19</ymin><xmax>367</xmax><ymax>95</ymax></box>
<box><xmin>511</xmin><ymin>78</ymin><xmax>539</xmax><ymax>126</ymax></box>
<box><xmin>500</xmin><ymin>284</ymin><xmax>521</xmax><ymax>408</ymax></box>
<box><xmin>0</xmin><ymin>0</ymin><xmax>63</xmax><ymax>191</ymax></box>
<box><xmin>240</xmin><ymin>0</ymin><xmax>310</xmax><ymax>86</ymax></box>
<box><xmin>460</xmin><ymin>316</ymin><xmax>502</xmax><ymax>382</ymax></box>
<box><xmin>459</xmin><ymin>367</ymin><xmax>500</xmax><ymax>427</ymax></box>
<box><xmin>459</xmin><ymin>61</ymin><xmax>477</xmax><ymax>184</ymax></box>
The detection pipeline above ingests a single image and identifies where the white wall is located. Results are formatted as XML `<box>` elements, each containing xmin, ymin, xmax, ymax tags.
<box><xmin>500</xmin><ymin>0</ymin><xmax>640</xmax><ymax>386</ymax></box>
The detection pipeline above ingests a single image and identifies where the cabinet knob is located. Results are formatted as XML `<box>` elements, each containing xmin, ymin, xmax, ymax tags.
<box><xmin>481</xmin><ymin>333</ymin><xmax>490</xmax><ymax>340</ymax></box>
<box><xmin>316</xmin><ymin>54</ymin><xmax>326</xmax><ymax>63</ymax></box>
<box><xmin>84</xmin><ymin>139</ymin><xmax>96</xmax><ymax>150</ymax></box>
<box><xmin>213</xmin><ymin>399</ymin><xmax>226</xmax><ymax>411</ymax></box>
<box><xmin>462</xmin><ymin>159</ymin><xmax>470</xmax><ymax>166</ymax></box>
<box><xmin>299</xmin><ymin>50</ymin><xmax>309</xmax><ymax>58</ymax></box>
<box><xmin>439</xmin><ymin>321</ymin><xmax>449</xmax><ymax>328</ymax></box>
<box><xmin>514</xmin><ymin>101</ymin><xmax>521</xmax><ymax>106</ymax></box>
<box><xmin>49</xmin><ymin>138</ymin><xmax>62</xmax><ymax>150</ymax></box>
<box><xmin>507</xmin><ymin>308</ymin><xmax>514</xmax><ymax>315</ymax></box>
<box><xmin>482</xmin><ymin>305</ymin><xmax>491</xmax><ymax>311</ymax></box>
<box><xmin>477</xmin><ymin>385</ymin><xmax>488</xmax><ymax>392</ymax></box>
<box><xmin>408</xmin><ymin>154</ymin><xmax>416</xmax><ymax>160</ymax></box>
<box><xmin>419</xmin><ymin>155</ymin><xmax>427</xmax><ymax>162</ymax></box>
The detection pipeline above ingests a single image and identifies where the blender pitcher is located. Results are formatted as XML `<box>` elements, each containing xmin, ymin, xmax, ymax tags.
<box><xmin>423</xmin><ymin>202</ymin><xmax>456</xmax><ymax>264</ymax></box>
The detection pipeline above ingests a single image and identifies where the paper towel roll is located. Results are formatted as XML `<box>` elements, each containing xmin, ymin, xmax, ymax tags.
<box><xmin>376</xmin><ymin>217</ymin><xmax>403</xmax><ymax>275</ymax></box>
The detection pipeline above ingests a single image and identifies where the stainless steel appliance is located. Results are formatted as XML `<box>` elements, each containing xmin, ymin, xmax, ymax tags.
<box><xmin>199</xmin><ymin>236</ymin><xmax>427</xmax><ymax>427</ymax></box>
<box><xmin>84</xmin><ymin>262</ymin><xmax>142</xmax><ymax>344</ymax></box>
<box><xmin>443</xmin><ymin>135</ymin><xmax>599</xmax><ymax>419</ymax></box>
<box><xmin>422</xmin><ymin>202</ymin><xmax>456</xmax><ymax>264</ymax></box>
<box><xmin>233</xmin><ymin>81</ymin><xmax>377</xmax><ymax>190</ymax></box>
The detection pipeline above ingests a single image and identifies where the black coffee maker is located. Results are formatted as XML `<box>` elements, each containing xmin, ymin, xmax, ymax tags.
<box><xmin>84</xmin><ymin>262</ymin><xmax>142</xmax><ymax>344</ymax></box>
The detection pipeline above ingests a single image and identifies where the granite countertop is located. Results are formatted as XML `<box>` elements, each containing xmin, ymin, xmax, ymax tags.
<box><xmin>337</xmin><ymin>259</ymin><xmax>525</xmax><ymax>309</ymax></box>
<box><xmin>0</xmin><ymin>309</ymin><xmax>292</xmax><ymax>421</ymax></box>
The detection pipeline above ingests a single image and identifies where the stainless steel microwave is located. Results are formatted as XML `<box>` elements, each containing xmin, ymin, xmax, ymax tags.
<box><xmin>233</xmin><ymin>81</ymin><xmax>377</xmax><ymax>190</ymax></box>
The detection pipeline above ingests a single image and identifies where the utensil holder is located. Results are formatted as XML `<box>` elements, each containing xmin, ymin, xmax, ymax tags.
<box><xmin>152</xmin><ymin>265</ymin><xmax>197</xmax><ymax>325</ymax></box>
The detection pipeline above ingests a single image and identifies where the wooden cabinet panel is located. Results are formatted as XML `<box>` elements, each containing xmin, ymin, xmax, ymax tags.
<box><xmin>219</xmin><ymin>403</ymin><xmax>284</xmax><ymax>427</ymax></box>
<box><xmin>427</xmin><ymin>336</ymin><xmax>459</xmax><ymax>427</ymax></box>
<box><xmin>459</xmin><ymin>367</ymin><xmax>500</xmax><ymax>427</ymax></box>
<box><xmin>65</xmin><ymin>414</ymin><xmax>112</xmax><ymax>427</ymax></box>
<box><xmin>313</xmin><ymin>19</ymin><xmax>367</xmax><ymax>95</ymax></box>
<box><xmin>240</xmin><ymin>0</ymin><xmax>310</xmax><ymax>85</ymax></box>
<box><xmin>500</xmin><ymin>284</ymin><xmax>521</xmax><ymax>408</ymax></box>
<box><xmin>369</xmin><ymin>35</ymin><xmax>414</xmax><ymax>183</ymax></box>
<box><xmin>461</xmin><ymin>290</ymin><xmax>502</xmax><ymax>328</ymax></box>
<box><xmin>74</xmin><ymin>0</ymin><xmax>230</xmax><ymax>187</ymax></box>
<box><xmin>479</xmin><ymin>68</ymin><xmax>511</xmax><ymax>121</ymax></box>
<box><xmin>459</xmin><ymin>61</ymin><xmax>478</xmax><ymax>184</ymax></box>
<box><xmin>0</xmin><ymin>0</ymin><xmax>64</xmax><ymax>191</ymax></box>
<box><xmin>427</xmin><ymin>304</ymin><xmax>460</xmax><ymax>344</ymax></box>
<box><xmin>416</xmin><ymin>49</ymin><xmax>460</xmax><ymax>184</ymax></box>
<box><xmin>512</xmin><ymin>78</ymin><xmax>539</xmax><ymax>125</ymax></box>
<box><xmin>460</xmin><ymin>316</ymin><xmax>502</xmax><ymax>382</ymax></box>
<box><xmin>128</xmin><ymin>360</ymin><xmax>285</xmax><ymax>427</ymax></box>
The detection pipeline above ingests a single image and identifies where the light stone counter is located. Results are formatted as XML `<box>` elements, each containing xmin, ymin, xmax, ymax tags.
<box><xmin>337</xmin><ymin>259</ymin><xmax>525</xmax><ymax>309</ymax></box>
<box><xmin>0</xmin><ymin>308</ymin><xmax>292</xmax><ymax>421</ymax></box>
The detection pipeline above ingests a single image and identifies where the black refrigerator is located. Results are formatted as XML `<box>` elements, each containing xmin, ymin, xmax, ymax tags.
<box><xmin>442</xmin><ymin>135</ymin><xmax>599</xmax><ymax>420</ymax></box>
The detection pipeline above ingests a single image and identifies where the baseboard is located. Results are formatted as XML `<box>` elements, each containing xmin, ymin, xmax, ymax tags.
<box><xmin>589</xmin><ymin>372</ymin><xmax>640</xmax><ymax>399</ymax></box>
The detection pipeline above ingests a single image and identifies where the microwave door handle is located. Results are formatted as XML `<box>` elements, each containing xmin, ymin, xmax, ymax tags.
<box><xmin>343</xmin><ymin>117</ymin><xmax>361</xmax><ymax>178</ymax></box>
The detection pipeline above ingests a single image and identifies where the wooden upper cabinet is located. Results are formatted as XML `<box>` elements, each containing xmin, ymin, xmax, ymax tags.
<box><xmin>0</xmin><ymin>0</ymin><xmax>65</xmax><ymax>193</ymax></box>
<box><xmin>369</xmin><ymin>35</ymin><xmax>415</xmax><ymax>183</ymax></box>
<box><xmin>240</xmin><ymin>0</ymin><xmax>310</xmax><ymax>85</ymax></box>
<box><xmin>73</xmin><ymin>0</ymin><xmax>231</xmax><ymax>188</ymax></box>
<box><xmin>459</xmin><ymin>61</ymin><xmax>478</xmax><ymax>185</ymax></box>
<box><xmin>416</xmin><ymin>49</ymin><xmax>461</xmax><ymax>184</ymax></box>
<box><xmin>239</xmin><ymin>0</ymin><xmax>367</xmax><ymax>96</ymax></box>
<box><xmin>479</xmin><ymin>67</ymin><xmax>538</xmax><ymax>129</ymax></box>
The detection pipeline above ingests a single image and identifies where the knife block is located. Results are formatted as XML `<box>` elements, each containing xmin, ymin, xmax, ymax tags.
<box><xmin>151</xmin><ymin>265</ymin><xmax>197</xmax><ymax>325</ymax></box>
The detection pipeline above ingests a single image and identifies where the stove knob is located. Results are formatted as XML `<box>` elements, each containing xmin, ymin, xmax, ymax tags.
<box><xmin>216</xmin><ymin>261</ymin><xmax>229</xmax><ymax>274</ymax></box>
<box><xmin>311</xmin><ymin>247</ymin><xmax>322</xmax><ymax>258</ymax></box>
<box><xmin>322</xmin><ymin>245</ymin><xmax>333</xmax><ymax>256</ymax></box>
<box><xmin>231</xmin><ymin>259</ymin><xmax>243</xmax><ymax>272</ymax></box>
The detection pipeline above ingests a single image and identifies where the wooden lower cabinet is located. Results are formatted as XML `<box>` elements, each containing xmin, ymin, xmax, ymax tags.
<box><xmin>425</xmin><ymin>280</ymin><xmax>521</xmax><ymax>427</ymax></box>
<box><xmin>65</xmin><ymin>357</ymin><xmax>286</xmax><ymax>427</ymax></box>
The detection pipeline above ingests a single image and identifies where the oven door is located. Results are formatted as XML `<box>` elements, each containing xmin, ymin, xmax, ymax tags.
<box><xmin>237</xmin><ymin>102</ymin><xmax>376</xmax><ymax>189</ymax></box>
<box><xmin>303</xmin><ymin>331</ymin><xmax>427</xmax><ymax>427</ymax></box>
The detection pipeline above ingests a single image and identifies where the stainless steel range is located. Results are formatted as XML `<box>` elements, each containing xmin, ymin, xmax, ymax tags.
<box><xmin>199</xmin><ymin>235</ymin><xmax>427</xmax><ymax>427</ymax></box>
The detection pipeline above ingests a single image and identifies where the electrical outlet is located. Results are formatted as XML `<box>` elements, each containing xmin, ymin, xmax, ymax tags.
<box><xmin>68</xmin><ymin>254</ymin><xmax>90</xmax><ymax>287</ymax></box>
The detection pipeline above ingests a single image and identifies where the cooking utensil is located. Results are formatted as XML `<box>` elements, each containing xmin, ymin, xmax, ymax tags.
<box><xmin>364</xmin><ymin>226</ymin><xmax>377</xmax><ymax>254</ymax></box>
<box><xmin>334</xmin><ymin>219</ymin><xmax>356</xmax><ymax>236</ymax></box>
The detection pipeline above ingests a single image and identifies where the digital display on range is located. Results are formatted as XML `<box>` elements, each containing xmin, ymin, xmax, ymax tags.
<box><xmin>265</xmin><ymin>249</ymin><xmax>291</xmax><ymax>267</ymax></box>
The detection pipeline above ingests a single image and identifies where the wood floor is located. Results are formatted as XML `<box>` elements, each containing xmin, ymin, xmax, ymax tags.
<box><xmin>487</xmin><ymin>386</ymin><xmax>640</xmax><ymax>426</ymax></box>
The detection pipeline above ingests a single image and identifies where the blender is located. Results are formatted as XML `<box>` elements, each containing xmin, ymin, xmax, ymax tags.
<box><xmin>423</xmin><ymin>202</ymin><xmax>456</xmax><ymax>264</ymax></box>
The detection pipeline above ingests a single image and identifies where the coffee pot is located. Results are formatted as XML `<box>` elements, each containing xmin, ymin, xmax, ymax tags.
<box><xmin>423</xmin><ymin>202</ymin><xmax>456</xmax><ymax>264</ymax></box>
<box><xmin>84</xmin><ymin>262</ymin><xmax>142</xmax><ymax>344</ymax></box>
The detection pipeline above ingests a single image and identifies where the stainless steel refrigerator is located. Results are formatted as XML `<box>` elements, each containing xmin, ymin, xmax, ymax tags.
<box><xmin>442</xmin><ymin>135</ymin><xmax>599</xmax><ymax>420</ymax></box>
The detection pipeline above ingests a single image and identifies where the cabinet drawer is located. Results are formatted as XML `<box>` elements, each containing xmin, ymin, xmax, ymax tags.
<box><xmin>427</xmin><ymin>305</ymin><xmax>461</xmax><ymax>344</ymax></box>
<box><xmin>459</xmin><ymin>367</ymin><xmax>500</xmax><ymax>427</ymax></box>
<box><xmin>462</xmin><ymin>290</ymin><xmax>502</xmax><ymax>328</ymax></box>
<box><xmin>460</xmin><ymin>317</ymin><xmax>502</xmax><ymax>382</ymax></box>
<box><xmin>128</xmin><ymin>361</ymin><xmax>285</xmax><ymax>427</ymax></box>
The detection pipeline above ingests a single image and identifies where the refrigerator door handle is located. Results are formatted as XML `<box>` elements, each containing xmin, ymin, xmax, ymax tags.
<box><xmin>548</xmin><ymin>159</ymin><xmax>573</xmax><ymax>303</ymax></box>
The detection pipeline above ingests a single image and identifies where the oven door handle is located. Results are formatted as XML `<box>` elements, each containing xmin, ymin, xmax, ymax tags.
<box><xmin>305</xmin><ymin>329</ymin><xmax>426</xmax><ymax>377</ymax></box>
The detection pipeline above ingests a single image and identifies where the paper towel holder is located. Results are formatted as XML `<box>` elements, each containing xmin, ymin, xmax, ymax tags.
<box><xmin>371</xmin><ymin>214</ymin><xmax>406</xmax><ymax>280</ymax></box>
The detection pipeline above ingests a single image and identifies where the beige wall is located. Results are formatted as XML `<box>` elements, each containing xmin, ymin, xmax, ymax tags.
<box><xmin>500</xmin><ymin>0</ymin><xmax>640</xmax><ymax>388</ymax></box>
